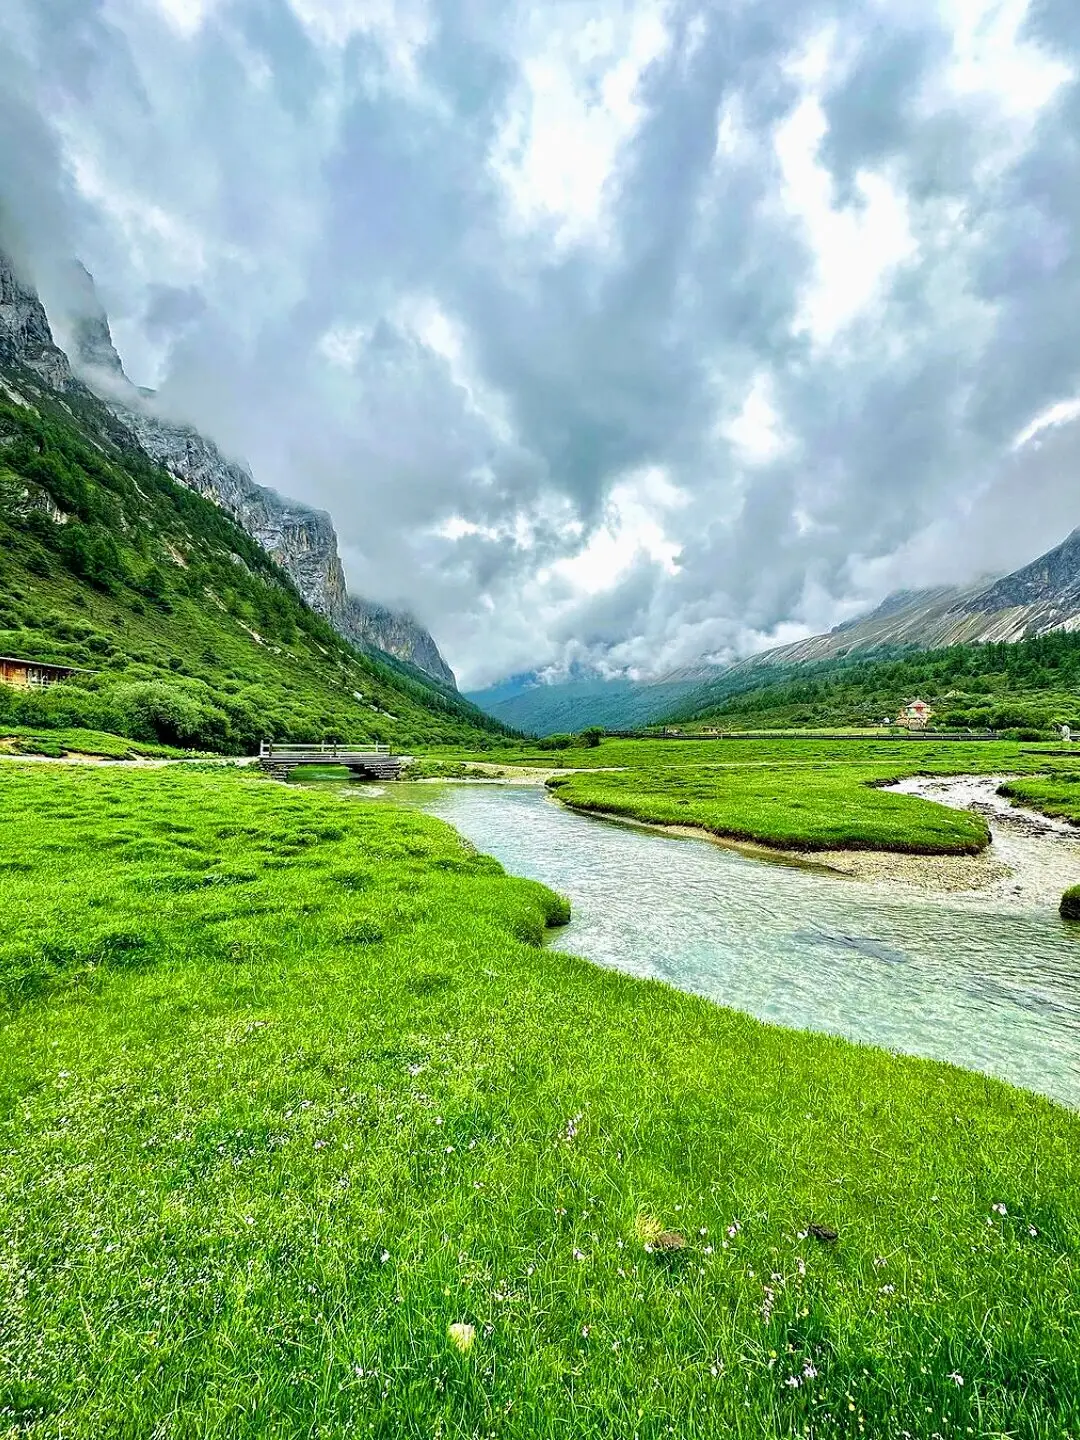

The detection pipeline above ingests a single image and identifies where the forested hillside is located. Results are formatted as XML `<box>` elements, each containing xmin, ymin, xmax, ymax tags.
<box><xmin>673</xmin><ymin>634</ymin><xmax>1080</xmax><ymax>734</ymax></box>
<box><xmin>0</xmin><ymin>383</ymin><xmax>509</xmax><ymax>752</ymax></box>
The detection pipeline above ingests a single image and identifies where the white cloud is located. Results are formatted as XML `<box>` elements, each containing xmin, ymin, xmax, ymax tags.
<box><xmin>489</xmin><ymin>2</ymin><xmax>672</xmax><ymax>251</ymax></box>
<box><xmin>944</xmin><ymin>0</ymin><xmax>1073</xmax><ymax>116</ymax></box>
<box><xmin>288</xmin><ymin>0</ymin><xmax>433</xmax><ymax>78</ymax></box>
<box><xmin>547</xmin><ymin>467</ymin><xmax>685</xmax><ymax>595</ymax></box>
<box><xmin>775</xmin><ymin>95</ymin><xmax>916</xmax><ymax>346</ymax></box>
<box><xmin>723</xmin><ymin>373</ymin><xmax>793</xmax><ymax>466</ymax></box>
<box><xmin>1012</xmin><ymin>396</ymin><xmax>1080</xmax><ymax>451</ymax></box>
<box><xmin>143</xmin><ymin>0</ymin><xmax>222</xmax><ymax>38</ymax></box>
<box><xmin>6</xmin><ymin>0</ymin><xmax>1080</xmax><ymax>692</ymax></box>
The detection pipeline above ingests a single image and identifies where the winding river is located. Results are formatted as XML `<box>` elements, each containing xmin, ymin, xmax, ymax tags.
<box><xmin>340</xmin><ymin>779</ymin><xmax>1080</xmax><ymax>1107</ymax></box>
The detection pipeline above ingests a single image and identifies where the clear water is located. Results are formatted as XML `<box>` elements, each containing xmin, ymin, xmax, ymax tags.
<box><xmin>340</xmin><ymin>782</ymin><xmax>1080</xmax><ymax>1107</ymax></box>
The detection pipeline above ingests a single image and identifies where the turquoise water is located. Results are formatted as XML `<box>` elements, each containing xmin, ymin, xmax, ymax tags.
<box><xmin>347</xmin><ymin>781</ymin><xmax>1080</xmax><ymax>1106</ymax></box>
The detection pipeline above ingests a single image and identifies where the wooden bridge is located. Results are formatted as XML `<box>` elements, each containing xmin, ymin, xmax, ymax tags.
<box><xmin>257</xmin><ymin>741</ymin><xmax>407</xmax><ymax>781</ymax></box>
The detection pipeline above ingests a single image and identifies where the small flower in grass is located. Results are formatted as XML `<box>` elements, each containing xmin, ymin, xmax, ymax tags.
<box><xmin>785</xmin><ymin>1375</ymin><xmax>801</xmax><ymax>1388</ymax></box>
<box><xmin>992</xmin><ymin>1202</ymin><xmax>1007</xmax><ymax>1216</ymax></box>
<box><xmin>572</xmin><ymin>1248</ymin><xmax>585</xmax><ymax>1262</ymax></box>
<box><xmin>581</xmin><ymin>1325</ymin><xmax>589</xmax><ymax>1338</ymax></box>
<box><xmin>380</xmin><ymin>1250</ymin><xmax>390</xmax><ymax>1265</ymax></box>
<box><xmin>879</xmin><ymin>1284</ymin><xmax>895</xmax><ymax>1295</ymax></box>
<box><xmin>802</xmin><ymin>1363</ymin><xmax>818</xmax><ymax>1380</ymax></box>
<box><xmin>448</xmin><ymin>1322</ymin><xmax>475</xmax><ymax>1353</ymax></box>
<box><xmin>948</xmin><ymin>1372</ymin><xmax>964</xmax><ymax>1387</ymax></box>
<box><xmin>1028</xmin><ymin>1225</ymin><xmax>1039</xmax><ymax>1237</ymax></box>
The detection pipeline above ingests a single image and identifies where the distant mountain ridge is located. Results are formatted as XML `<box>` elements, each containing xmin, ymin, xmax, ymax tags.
<box><xmin>465</xmin><ymin>672</ymin><xmax>703</xmax><ymax>735</ymax></box>
<box><xmin>7</xmin><ymin>250</ymin><xmax>456</xmax><ymax>689</ymax></box>
<box><xmin>470</xmin><ymin>530</ymin><xmax>1080</xmax><ymax>734</ymax></box>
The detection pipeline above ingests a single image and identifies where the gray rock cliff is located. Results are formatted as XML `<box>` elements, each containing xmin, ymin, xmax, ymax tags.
<box><xmin>0</xmin><ymin>249</ymin><xmax>75</xmax><ymax>391</ymax></box>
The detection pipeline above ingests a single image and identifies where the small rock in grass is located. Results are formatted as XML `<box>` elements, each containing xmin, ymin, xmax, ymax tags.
<box><xmin>652</xmin><ymin>1230</ymin><xmax>687</xmax><ymax>1252</ymax></box>
<box><xmin>448</xmin><ymin>1322</ymin><xmax>475</xmax><ymax>1353</ymax></box>
<box><xmin>807</xmin><ymin>1224</ymin><xmax>838</xmax><ymax>1244</ymax></box>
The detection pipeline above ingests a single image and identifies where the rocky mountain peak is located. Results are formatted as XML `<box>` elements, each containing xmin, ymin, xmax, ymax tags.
<box><xmin>67</xmin><ymin>261</ymin><xmax>127</xmax><ymax>379</ymax></box>
<box><xmin>0</xmin><ymin>247</ymin><xmax>74</xmax><ymax>390</ymax></box>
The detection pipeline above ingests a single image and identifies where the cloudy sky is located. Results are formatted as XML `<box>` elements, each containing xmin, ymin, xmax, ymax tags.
<box><xmin>3</xmin><ymin>0</ymin><xmax>1080</xmax><ymax>688</ymax></box>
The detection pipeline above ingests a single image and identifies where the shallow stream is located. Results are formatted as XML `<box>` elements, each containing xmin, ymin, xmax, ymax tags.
<box><xmin>330</xmin><ymin>779</ymin><xmax>1080</xmax><ymax>1107</ymax></box>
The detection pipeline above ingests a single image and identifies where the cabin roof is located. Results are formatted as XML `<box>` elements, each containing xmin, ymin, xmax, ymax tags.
<box><xmin>0</xmin><ymin>656</ymin><xmax>92</xmax><ymax>674</ymax></box>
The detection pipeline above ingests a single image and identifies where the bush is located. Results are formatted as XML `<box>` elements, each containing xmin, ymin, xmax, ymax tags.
<box><xmin>537</xmin><ymin>733</ymin><xmax>575</xmax><ymax>752</ymax></box>
<box><xmin>109</xmin><ymin>681</ymin><xmax>229</xmax><ymax>750</ymax></box>
<box><xmin>1060</xmin><ymin>886</ymin><xmax>1080</xmax><ymax>922</ymax></box>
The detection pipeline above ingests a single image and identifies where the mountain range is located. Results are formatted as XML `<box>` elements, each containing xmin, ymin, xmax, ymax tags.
<box><xmin>2</xmin><ymin>245</ymin><xmax>455</xmax><ymax>688</ymax></box>
<box><xmin>470</xmin><ymin>528</ymin><xmax>1080</xmax><ymax>734</ymax></box>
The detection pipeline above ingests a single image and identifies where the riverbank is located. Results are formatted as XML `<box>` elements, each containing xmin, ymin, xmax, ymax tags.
<box><xmin>2</xmin><ymin>761</ymin><xmax>1078</xmax><ymax>1438</ymax></box>
<box><xmin>553</xmin><ymin>774</ymin><xmax>1080</xmax><ymax>905</ymax></box>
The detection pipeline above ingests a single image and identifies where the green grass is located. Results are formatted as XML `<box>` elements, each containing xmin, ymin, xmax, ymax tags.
<box><xmin>0</xmin><ymin>726</ymin><xmax>191</xmax><ymax>759</ymax></box>
<box><xmin>548</xmin><ymin>765</ymin><xmax>991</xmax><ymax>853</ymax></box>
<box><xmin>433</xmin><ymin>734</ymin><xmax>1080</xmax><ymax>773</ymax></box>
<box><xmin>1000</xmin><ymin>774</ymin><xmax>1080</xmax><ymax>827</ymax></box>
<box><xmin>1</xmin><ymin>763</ymin><xmax>1078</xmax><ymax>1437</ymax></box>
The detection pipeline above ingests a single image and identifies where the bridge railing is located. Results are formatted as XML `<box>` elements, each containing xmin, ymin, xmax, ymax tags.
<box><xmin>259</xmin><ymin>741</ymin><xmax>392</xmax><ymax>758</ymax></box>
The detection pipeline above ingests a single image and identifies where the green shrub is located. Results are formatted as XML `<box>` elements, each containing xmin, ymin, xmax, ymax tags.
<box><xmin>1060</xmin><ymin>886</ymin><xmax>1080</xmax><ymax>921</ymax></box>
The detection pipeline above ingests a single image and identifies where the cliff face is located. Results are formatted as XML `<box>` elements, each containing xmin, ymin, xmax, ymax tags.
<box><xmin>116</xmin><ymin>405</ymin><xmax>350</xmax><ymax>623</ymax></box>
<box><xmin>342</xmin><ymin>598</ymin><xmax>456</xmax><ymax>688</ymax></box>
<box><xmin>30</xmin><ymin>254</ymin><xmax>457</xmax><ymax>688</ymax></box>
<box><xmin>0</xmin><ymin>250</ymin><xmax>74</xmax><ymax>391</ymax></box>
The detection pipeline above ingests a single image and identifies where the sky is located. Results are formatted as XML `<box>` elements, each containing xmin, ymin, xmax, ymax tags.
<box><xmin>3</xmin><ymin>0</ymin><xmax>1080</xmax><ymax>689</ymax></box>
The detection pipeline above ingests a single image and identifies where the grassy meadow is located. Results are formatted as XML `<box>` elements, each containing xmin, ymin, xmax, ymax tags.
<box><xmin>1</xmin><ymin>761</ymin><xmax>1079</xmax><ymax>1438</ymax></box>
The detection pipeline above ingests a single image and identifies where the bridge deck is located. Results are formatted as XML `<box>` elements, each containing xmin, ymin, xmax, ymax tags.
<box><xmin>257</xmin><ymin>742</ymin><xmax>405</xmax><ymax>779</ymax></box>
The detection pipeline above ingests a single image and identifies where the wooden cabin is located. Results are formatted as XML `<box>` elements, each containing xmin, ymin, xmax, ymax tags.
<box><xmin>0</xmin><ymin>656</ymin><xmax>81</xmax><ymax>690</ymax></box>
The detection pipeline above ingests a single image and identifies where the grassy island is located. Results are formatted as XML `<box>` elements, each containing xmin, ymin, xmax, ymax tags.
<box><xmin>547</xmin><ymin>764</ymin><xmax>991</xmax><ymax>854</ymax></box>
<box><xmin>1</xmin><ymin>761</ymin><xmax>1078</xmax><ymax>1438</ymax></box>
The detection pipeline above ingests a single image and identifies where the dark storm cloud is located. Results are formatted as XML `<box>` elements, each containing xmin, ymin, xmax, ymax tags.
<box><xmin>2</xmin><ymin>0</ymin><xmax>1080</xmax><ymax>686</ymax></box>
